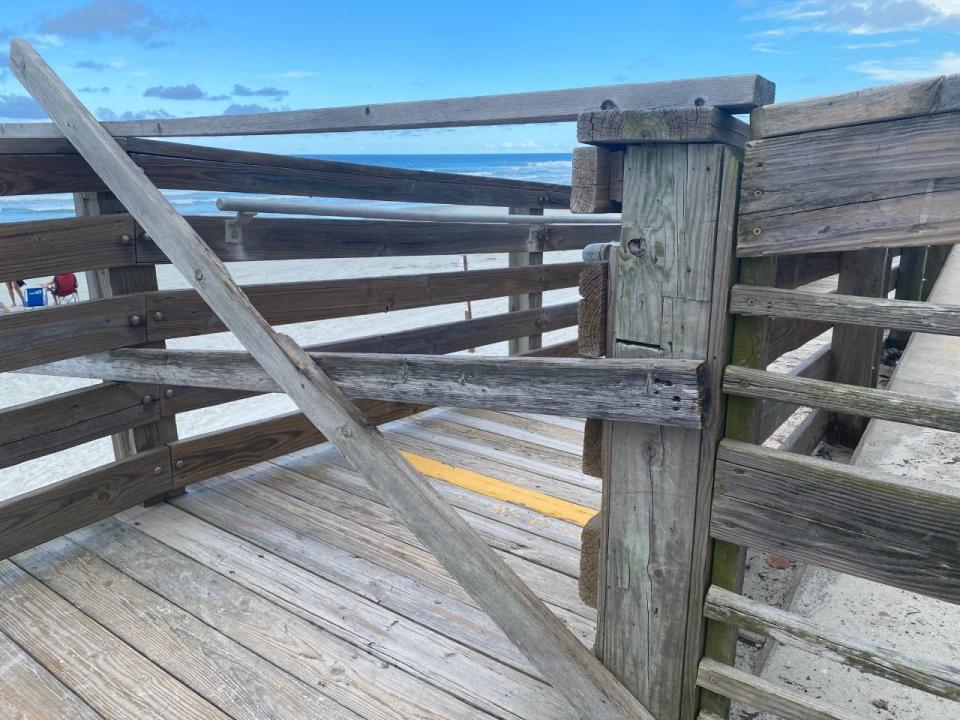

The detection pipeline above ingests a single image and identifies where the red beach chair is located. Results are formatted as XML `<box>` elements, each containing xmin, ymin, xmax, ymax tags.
<box><xmin>47</xmin><ymin>273</ymin><xmax>79</xmax><ymax>304</ymax></box>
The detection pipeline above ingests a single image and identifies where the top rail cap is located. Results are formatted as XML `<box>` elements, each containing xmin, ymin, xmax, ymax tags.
<box><xmin>0</xmin><ymin>73</ymin><xmax>774</xmax><ymax>139</ymax></box>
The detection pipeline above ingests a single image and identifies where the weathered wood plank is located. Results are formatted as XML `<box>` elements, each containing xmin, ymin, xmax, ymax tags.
<box><xmin>734</xmin><ymin>283</ymin><xmax>960</xmax><ymax>336</ymax></box>
<box><xmin>750</xmin><ymin>74</ymin><xmax>960</xmax><ymax>139</ymax></box>
<box><xmin>778</xmin><ymin>407</ymin><xmax>830</xmax><ymax>456</ymax></box>
<box><xmin>0</xmin><ymin>381</ymin><xmax>159</xmax><ymax>469</ymax></box>
<box><xmin>508</xmin><ymin>207</ymin><xmax>544</xmax><ymax>354</ymax></box>
<box><xmin>26</xmin><ymin>348</ymin><xmax>705</xmax><ymax>425</ymax></box>
<box><xmin>0</xmin><ymin>293</ymin><xmax>145</xmax><ymax>373</ymax></box>
<box><xmin>0</xmin><ymin>447</ymin><xmax>171</xmax><ymax>560</ymax></box>
<box><xmin>697</xmin><ymin>659</ymin><xmax>869</xmax><ymax>720</ymax></box>
<box><xmin>577</xmin><ymin>262</ymin><xmax>608</xmax><ymax>357</ymax></box>
<box><xmin>739</xmin><ymin>111</ymin><xmax>960</xmax><ymax>255</ymax></box>
<box><xmin>765</xmin><ymin>316</ymin><xmax>831</xmax><ymax>363</ymax></box>
<box><xmin>571</xmin><ymin>146</ymin><xmax>617</xmax><ymax>214</ymax></box>
<box><xmin>0</xmin><ymin>214</ymin><xmax>135</xmax><ymax>280</ymax></box>
<box><xmin>136</xmin><ymin>216</ymin><xmax>618</xmax><ymax>264</ymax></box>
<box><xmin>704</xmin><ymin>586</ymin><xmax>960</xmax><ymax>701</ymax></box>
<box><xmin>727</xmin><ymin>365</ymin><xmax>960</xmax><ymax>434</ymax></box>
<box><xmin>712</xmin><ymin>439</ymin><xmax>960</xmax><ymax>604</ymax></box>
<box><xmin>758</xmin><ymin>345</ymin><xmax>834</xmax><ymax>439</ymax></box>
<box><xmin>775</xmin><ymin>252</ymin><xmax>840</xmax><ymax>289</ymax></box>
<box><xmin>578</xmin><ymin>108</ymin><xmax>748</xmax><ymax>147</ymax></box>
<box><xmin>0</xmin><ymin>74</ymin><xmax>774</xmax><ymax>139</ymax></box>
<box><xmin>0</xmin><ymin>559</ymin><xmax>229</xmax><ymax>720</ymax></box>
<box><xmin>144</xmin><ymin>263</ymin><xmax>584</xmax><ymax>341</ymax></box>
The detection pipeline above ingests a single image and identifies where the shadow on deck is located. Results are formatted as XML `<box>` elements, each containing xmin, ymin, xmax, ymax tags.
<box><xmin>0</xmin><ymin>409</ymin><xmax>595</xmax><ymax>720</ymax></box>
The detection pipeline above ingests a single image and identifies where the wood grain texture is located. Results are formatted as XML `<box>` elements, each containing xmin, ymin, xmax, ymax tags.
<box><xmin>697</xmin><ymin>659</ymin><xmax>869</xmax><ymax>720</ymax></box>
<box><xmin>577</xmin><ymin>262</ymin><xmax>608</xmax><ymax>357</ymax></box>
<box><xmin>0</xmin><ymin>74</ymin><xmax>774</xmax><ymax>139</ymax></box>
<box><xmin>0</xmin><ymin>293</ymin><xmax>145</xmax><ymax>373</ymax></box>
<box><xmin>0</xmin><ymin>447</ymin><xmax>171</xmax><ymax>560</ymax></box>
<box><xmin>732</xmin><ymin>284</ymin><xmax>960</xmax><ymax>336</ymax></box>
<box><xmin>578</xmin><ymin>108</ymin><xmax>748</xmax><ymax>147</ymax></box>
<box><xmin>143</xmin><ymin>263</ymin><xmax>584</xmax><ymax>341</ymax></box>
<box><xmin>0</xmin><ymin>381</ymin><xmax>159</xmax><ymax>469</ymax></box>
<box><xmin>712</xmin><ymin>439</ymin><xmax>960</xmax><ymax>604</ymax></box>
<box><xmin>750</xmin><ymin>73</ymin><xmax>960</xmax><ymax>139</ymax></box>
<box><xmin>704</xmin><ymin>586</ymin><xmax>960</xmax><ymax>701</ymax></box>
<box><xmin>0</xmin><ymin>214</ymin><xmax>135</xmax><ymax>279</ymax></box>
<box><xmin>571</xmin><ymin>146</ymin><xmax>616</xmax><ymax>213</ymax></box>
<box><xmin>727</xmin><ymin>364</ymin><xmax>960</xmax><ymax>433</ymax></box>
<box><xmin>757</xmin><ymin>345</ymin><xmax>834</xmax><ymax>440</ymax></box>
<box><xmin>778</xmin><ymin>407</ymin><xmax>829</xmax><ymax>456</ymax></box>
<box><xmin>26</xmin><ymin>348</ymin><xmax>705</xmax><ymax>425</ymax></box>
<box><xmin>775</xmin><ymin>252</ymin><xmax>840</xmax><ymax>289</ymax></box>
<box><xmin>136</xmin><ymin>215</ymin><xmax>618</xmax><ymax>263</ymax></box>
<box><xmin>739</xmin><ymin>111</ymin><xmax>960</xmax><ymax>255</ymax></box>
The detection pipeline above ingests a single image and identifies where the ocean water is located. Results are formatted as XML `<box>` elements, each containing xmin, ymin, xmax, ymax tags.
<box><xmin>0</xmin><ymin>153</ymin><xmax>581</xmax><ymax>499</ymax></box>
<box><xmin>0</xmin><ymin>153</ymin><xmax>573</xmax><ymax>222</ymax></box>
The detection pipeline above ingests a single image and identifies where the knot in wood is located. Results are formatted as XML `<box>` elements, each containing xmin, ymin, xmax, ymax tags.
<box><xmin>96</xmin><ymin>491</ymin><xmax>112</xmax><ymax>503</ymax></box>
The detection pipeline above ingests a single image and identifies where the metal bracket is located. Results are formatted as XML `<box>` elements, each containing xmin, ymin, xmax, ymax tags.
<box><xmin>225</xmin><ymin>211</ymin><xmax>256</xmax><ymax>244</ymax></box>
<box><xmin>582</xmin><ymin>241</ymin><xmax>618</xmax><ymax>262</ymax></box>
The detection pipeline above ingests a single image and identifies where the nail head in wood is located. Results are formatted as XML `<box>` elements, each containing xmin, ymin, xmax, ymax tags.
<box><xmin>164</xmin><ymin>388</ymin><xmax>174</xmax><ymax>398</ymax></box>
<box><xmin>141</xmin><ymin>394</ymin><xmax>152</xmax><ymax>404</ymax></box>
<box><xmin>128</xmin><ymin>314</ymin><xmax>142</xmax><ymax>326</ymax></box>
<box><xmin>153</xmin><ymin>311</ymin><xmax>164</xmax><ymax>321</ymax></box>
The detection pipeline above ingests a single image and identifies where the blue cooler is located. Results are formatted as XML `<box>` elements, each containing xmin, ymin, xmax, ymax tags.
<box><xmin>25</xmin><ymin>287</ymin><xmax>45</xmax><ymax>307</ymax></box>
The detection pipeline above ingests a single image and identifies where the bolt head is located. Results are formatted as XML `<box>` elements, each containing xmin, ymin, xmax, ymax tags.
<box><xmin>141</xmin><ymin>394</ymin><xmax>152</xmax><ymax>404</ymax></box>
<box><xmin>194</xmin><ymin>269</ymin><xmax>204</xmax><ymax>281</ymax></box>
<box><xmin>119</xmin><ymin>234</ymin><xmax>132</xmax><ymax>245</ymax></box>
<box><xmin>153</xmin><ymin>466</ymin><xmax>163</xmax><ymax>476</ymax></box>
<box><xmin>164</xmin><ymin>388</ymin><xmax>174</xmax><ymax>399</ymax></box>
<box><xmin>129</xmin><ymin>314</ymin><xmax>142</xmax><ymax>326</ymax></box>
<box><xmin>752</xmin><ymin>226</ymin><xmax>762</xmax><ymax>236</ymax></box>
<box><xmin>175</xmin><ymin>460</ymin><xmax>184</xmax><ymax>470</ymax></box>
<box><xmin>153</xmin><ymin>311</ymin><xmax>164</xmax><ymax>321</ymax></box>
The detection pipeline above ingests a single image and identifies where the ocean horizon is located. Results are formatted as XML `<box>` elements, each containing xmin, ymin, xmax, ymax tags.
<box><xmin>0</xmin><ymin>152</ymin><xmax>573</xmax><ymax>223</ymax></box>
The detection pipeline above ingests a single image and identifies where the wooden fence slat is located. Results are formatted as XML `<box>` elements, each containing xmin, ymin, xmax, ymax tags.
<box><xmin>726</xmin><ymin>365</ymin><xmax>960</xmax><ymax>434</ymax></box>
<box><xmin>0</xmin><ymin>293</ymin><xmax>145</xmax><ymax>373</ymax></box>
<box><xmin>0</xmin><ymin>447</ymin><xmax>171</xmax><ymax>560</ymax></box>
<box><xmin>0</xmin><ymin>382</ymin><xmax>159</xmax><ymax>469</ymax></box>
<box><xmin>144</xmin><ymin>263</ymin><xmax>584</xmax><ymax>341</ymax></box>
<box><xmin>24</xmin><ymin>349</ymin><xmax>704</xmax><ymax>425</ymax></box>
<box><xmin>757</xmin><ymin>345</ymin><xmax>833</xmax><ymax>440</ymax></box>
<box><xmin>578</xmin><ymin>108</ymin><xmax>748</xmax><ymax>148</ymax></box>
<box><xmin>712</xmin><ymin>439</ymin><xmax>960</xmax><ymax>604</ymax></box>
<box><xmin>739</xmin><ymin>111</ymin><xmax>960</xmax><ymax>255</ymax></box>
<box><xmin>697</xmin><ymin>659</ymin><xmax>870</xmax><ymax>720</ymax></box>
<box><xmin>704</xmin><ymin>586</ymin><xmax>960</xmax><ymax>701</ymax></box>
<box><xmin>0</xmin><ymin>214</ymin><xmax>135</xmax><ymax>279</ymax></box>
<box><xmin>11</xmin><ymin>38</ymin><xmax>652</xmax><ymax>720</ymax></box>
<box><xmin>732</xmin><ymin>284</ymin><xmax>960</xmax><ymax>336</ymax></box>
<box><xmin>0</xmin><ymin>74</ymin><xmax>774</xmax><ymax>139</ymax></box>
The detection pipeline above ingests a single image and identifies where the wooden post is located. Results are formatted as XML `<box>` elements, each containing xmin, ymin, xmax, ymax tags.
<box><xmin>886</xmin><ymin>246</ymin><xmax>926</xmax><ymax>351</ymax></box>
<box><xmin>12</xmin><ymin>39</ymin><xmax>652</xmax><ymax>720</ymax></box>
<box><xmin>507</xmin><ymin>207</ymin><xmax>543</xmax><ymax>354</ymax></box>
<box><xmin>585</xmin><ymin>109</ymin><xmax>744</xmax><ymax>719</ymax></box>
<box><xmin>829</xmin><ymin>249</ymin><xmax>890</xmax><ymax>447</ymax></box>
<box><xmin>74</xmin><ymin>190</ymin><xmax>181</xmax><ymax>505</ymax></box>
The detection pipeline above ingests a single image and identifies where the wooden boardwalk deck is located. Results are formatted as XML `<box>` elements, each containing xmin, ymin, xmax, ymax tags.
<box><xmin>0</xmin><ymin>408</ymin><xmax>597</xmax><ymax>720</ymax></box>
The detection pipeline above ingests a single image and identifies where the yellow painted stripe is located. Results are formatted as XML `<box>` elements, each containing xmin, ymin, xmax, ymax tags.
<box><xmin>401</xmin><ymin>450</ymin><xmax>594</xmax><ymax>526</ymax></box>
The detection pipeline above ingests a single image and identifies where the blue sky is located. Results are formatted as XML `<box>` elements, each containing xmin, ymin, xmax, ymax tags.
<box><xmin>1</xmin><ymin>0</ymin><xmax>959</xmax><ymax>154</ymax></box>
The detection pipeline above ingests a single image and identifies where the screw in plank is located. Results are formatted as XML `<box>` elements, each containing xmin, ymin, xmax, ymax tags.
<box><xmin>153</xmin><ymin>466</ymin><xmax>163</xmax><ymax>476</ymax></box>
<box><xmin>141</xmin><ymin>394</ymin><xmax>152</xmax><ymax>404</ymax></box>
<box><xmin>153</xmin><ymin>311</ymin><xmax>164</xmax><ymax>321</ymax></box>
<box><xmin>119</xmin><ymin>234</ymin><xmax>132</xmax><ymax>245</ymax></box>
<box><xmin>175</xmin><ymin>460</ymin><xmax>184</xmax><ymax>470</ymax></box>
<box><xmin>129</xmin><ymin>314</ymin><xmax>142</xmax><ymax>326</ymax></box>
<box><xmin>752</xmin><ymin>226</ymin><xmax>762</xmax><ymax>236</ymax></box>
<box><xmin>164</xmin><ymin>388</ymin><xmax>175</xmax><ymax>399</ymax></box>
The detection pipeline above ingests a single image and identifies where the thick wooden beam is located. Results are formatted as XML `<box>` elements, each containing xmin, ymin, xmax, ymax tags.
<box><xmin>757</xmin><ymin>345</ymin><xmax>834</xmax><ymax>439</ymax></box>
<box><xmin>11</xmin><ymin>39</ymin><xmax>652</xmax><ymax>720</ymax></box>
<box><xmin>0</xmin><ymin>382</ymin><xmax>159</xmax><ymax>469</ymax></box>
<box><xmin>23</xmin><ymin>349</ymin><xmax>705</xmax><ymax>426</ymax></box>
<box><xmin>571</xmin><ymin>146</ymin><xmax>621</xmax><ymax>214</ymax></box>
<box><xmin>712</xmin><ymin>439</ymin><xmax>960</xmax><ymax>604</ymax></box>
<box><xmin>739</xmin><ymin>111</ymin><xmax>960</xmax><ymax>256</ymax></box>
<box><xmin>144</xmin><ymin>263</ymin><xmax>584</xmax><ymax>341</ymax></box>
<box><xmin>704</xmin><ymin>586</ymin><xmax>960</xmax><ymax>701</ymax></box>
<box><xmin>507</xmin><ymin>207</ymin><xmax>544</xmax><ymax>354</ymax></box>
<box><xmin>577</xmin><ymin>262</ymin><xmax>608</xmax><ymax>357</ymax></box>
<box><xmin>0</xmin><ymin>447</ymin><xmax>172</xmax><ymax>561</ymax></box>
<box><xmin>750</xmin><ymin>73</ymin><xmax>960</xmax><ymax>139</ymax></box>
<box><xmin>579</xmin><ymin>107</ymin><xmax>748</xmax><ymax>148</ymax></box>
<box><xmin>0</xmin><ymin>74</ymin><xmax>775</xmax><ymax>139</ymax></box>
<box><xmin>727</xmin><ymin>364</ymin><xmax>960</xmax><ymax>434</ymax></box>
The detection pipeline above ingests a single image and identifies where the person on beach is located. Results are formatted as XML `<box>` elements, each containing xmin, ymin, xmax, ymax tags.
<box><xmin>5</xmin><ymin>279</ymin><xmax>25</xmax><ymax>306</ymax></box>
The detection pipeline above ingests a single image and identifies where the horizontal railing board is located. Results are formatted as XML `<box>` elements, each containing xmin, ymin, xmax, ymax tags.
<box><xmin>713</xmin><ymin>439</ymin><xmax>960</xmax><ymax>604</ymax></box>
<box><xmin>0</xmin><ymin>138</ymin><xmax>571</xmax><ymax>207</ymax></box>
<box><xmin>727</xmin><ymin>365</ymin><xmax>960</xmax><ymax>434</ymax></box>
<box><xmin>704</xmin><ymin>586</ymin><xmax>960</xmax><ymax>701</ymax></box>
<box><xmin>136</xmin><ymin>217</ymin><xmax>619</xmax><ymax>264</ymax></box>
<box><xmin>159</xmin><ymin>303</ymin><xmax>579</xmax><ymax>416</ymax></box>
<box><xmin>25</xmin><ymin>349</ymin><xmax>704</xmax><ymax>425</ymax></box>
<box><xmin>0</xmin><ymin>382</ymin><xmax>159</xmax><ymax>470</ymax></box>
<box><xmin>732</xmin><ymin>285</ymin><xmax>960</xmax><ymax>337</ymax></box>
<box><xmin>0</xmin><ymin>75</ymin><xmax>774</xmax><ymax>139</ymax></box>
<box><xmin>170</xmin><ymin>400</ymin><xmax>423</xmax><ymax>487</ymax></box>
<box><xmin>750</xmin><ymin>74</ymin><xmax>960</xmax><ymax>140</ymax></box>
<box><xmin>0</xmin><ymin>214</ymin><xmax>136</xmax><ymax>279</ymax></box>
<box><xmin>739</xmin><ymin>111</ymin><xmax>960</xmax><ymax>256</ymax></box>
<box><xmin>577</xmin><ymin>107</ymin><xmax>749</xmax><ymax>147</ymax></box>
<box><xmin>0</xmin><ymin>293</ymin><xmax>146</xmax><ymax>373</ymax></box>
<box><xmin>758</xmin><ymin>345</ymin><xmax>833</xmax><ymax>440</ymax></box>
<box><xmin>0</xmin><ymin>446</ymin><xmax>171</xmax><ymax>561</ymax></box>
<box><xmin>697</xmin><ymin>659</ymin><xmax>869</xmax><ymax>720</ymax></box>
<box><xmin>144</xmin><ymin>262</ymin><xmax>585</xmax><ymax>341</ymax></box>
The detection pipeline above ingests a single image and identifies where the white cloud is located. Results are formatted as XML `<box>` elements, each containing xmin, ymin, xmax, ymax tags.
<box><xmin>848</xmin><ymin>50</ymin><xmax>960</xmax><ymax>81</ymax></box>
<box><xmin>753</xmin><ymin>42</ymin><xmax>788</xmax><ymax>54</ymax></box>
<box><xmin>843</xmin><ymin>38</ymin><xmax>919</xmax><ymax>49</ymax></box>
<box><xmin>32</xmin><ymin>33</ymin><xmax>63</xmax><ymax>47</ymax></box>
<box><xmin>746</xmin><ymin>0</ymin><xmax>960</xmax><ymax>35</ymax></box>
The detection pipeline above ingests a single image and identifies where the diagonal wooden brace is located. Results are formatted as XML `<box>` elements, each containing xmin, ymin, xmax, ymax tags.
<box><xmin>9</xmin><ymin>39</ymin><xmax>652</xmax><ymax>720</ymax></box>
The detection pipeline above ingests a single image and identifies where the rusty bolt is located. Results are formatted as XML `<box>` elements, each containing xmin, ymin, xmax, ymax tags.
<box><xmin>164</xmin><ymin>388</ymin><xmax>175</xmax><ymax>399</ymax></box>
<box><xmin>129</xmin><ymin>314</ymin><xmax>142</xmax><ymax>326</ymax></box>
<box><xmin>141</xmin><ymin>394</ymin><xmax>153</xmax><ymax>404</ymax></box>
<box><xmin>153</xmin><ymin>311</ymin><xmax>164</xmax><ymax>321</ymax></box>
<box><xmin>175</xmin><ymin>460</ymin><xmax>185</xmax><ymax>470</ymax></box>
